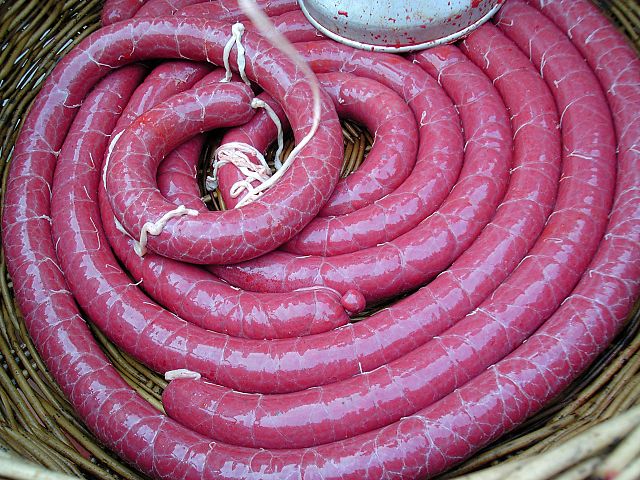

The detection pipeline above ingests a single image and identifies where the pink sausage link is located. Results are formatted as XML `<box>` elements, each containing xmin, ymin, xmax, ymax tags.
<box><xmin>162</xmin><ymin>36</ymin><xmax>549</xmax><ymax>396</ymax></box>
<box><xmin>156</xmin><ymin>67</ymin><xmax>245</xmax><ymax>211</ymax></box>
<box><xmin>213</xmin><ymin>40</ymin><xmax>507</xmax><ymax>303</ymax></box>
<box><xmin>283</xmin><ymin>72</ymin><xmax>419</xmax><ymax>245</ymax></box>
<box><xmin>112</xmin><ymin>60</ymin><xmax>211</xmax><ymax>212</ymax></box>
<box><xmin>153</xmin><ymin>67</ymin><xmax>231</xmax><ymax>212</ymax></box>
<box><xmin>0</xmin><ymin>68</ymin><xmax>210</xmax><ymax>479</ymax></box>
<box><xmin>207</xmin><ymin>12</ymin><xmax>427</xmax><ymax>250</ymax></box>
<box><xmin>104</xmin><ymin>65</ymin><xmax>354</xmax><ymax>338</ymax></box>
<box><xmin>213</xmin><ymin>11</ymin><xmax>339</xmax><ymax>217</ymax></box>
<box><xmin>102</xmin><ymin>0</ymin><xmax>147</xmax><ymax>25</ymax></box>
<box><xmin>215</xmin><ymin>94</ymin><xmax>289</xmax><ymax>210</ymax></box>
<box><xmin>210</xmin><ymin>41</ymin><xmax>462</xmax><ymax>260</ymax></box>
<box><xmin>114</xmin><ymin>60</ymin><xmax>211</xmax><ymax>132</ymax></box>
<box><xmin>0</xmin><ymin>64</ymin><xmax>298</xmax><ymax>480</ymax></box>
<box><xmin>261</xmin><ymin>44</ymin><xmax>462</xmax><ymax>257</ymax></box>
<box><xmin>42</xmin><ymin>74</ymin><xmax>352</xmax><ymax>394</ymax></box>
<box><xmin>336</xmin><ymin>7</ymin><xmax>640</xmax><ymax>476</ymax></box>
<box><xmin>11</xmin><ymin>19</ymin><xmax>355</xmax><ymax>395</ymax></box>
<box><xmin>6</xmin><ymin>3</ymin><xmax>637</xmax><ymax>479</ymax></box>
<box><xmin>296</xmin><ymin>73</ymin><xmax>418</xmax><ymax>219</ymax></box>
<box><xmin>104</xmin><ymin>31</ymin><xmax>343</xmax><ymax>265</ymax></box>
<box><xmin>217</xmin><ymin>72</ymin><xmax>419</xmax><ymax>224</ymax></box>
<box><xmin>100</xmin><ymin>181</ymin><xmax>352</xmax><ymax>339</ymax></box>
<box><xmin>135</xmin><ymin>0</ymin><xmax>203</xmax><ymax>16</ymax></box>
<box><xmin>175</xmin><ymin>0</ymin><xmax>299</xmax><ymax>19</ymax></box>
<box><xmin>0</xmin><ymin>17</ymin><xmax>547</xmax><ymax>400</ymax></box>
<box><xmin>168</xmin><ymin>36</ymin><xmax>617</xmax><ymax>450</ymax></box>
<box><xmin>0</xmin><ymin>15</ymin><xmax>353</xmax><ymax>393</ymax></box>
<box><xmin>136</xmin><ymin>0</ymin><xmax>299</xmax><ymax>22</ymax></box>
<box><xmin>213</xmin><ymin>42</ymin><xmax>466</xmax><ymax>300</ymax></box>
<box><xmin>180</xmin><ymin>30</ymin><xmax>557</xmax><ymax>393</ymax></box>
<box><xmin>17</xmin><ymin>35</ymin><xmax>637</xmax><ymax>476</ymax></box>
<box><xmin>165</xmin><ymin>15</ymin><xmax>634</xmax><ymax>477</ymax></box>
<box><xmin>264</xmin><ymin>9</ymin><xmax>325</xmax><ymax>43</ymax></box>
<box><xmin>101</xmin><ymin>0</ymin><xmax>608</xmax><ymax>402</ymax></box>
<box><xmin>211</xmin><ymin>9</ymin><xmax>402</xmax><ymax>220</ymax></box>
<box><xmin>298</xmin><ymin>72</ymin><xmax>418</xmax><ymax>220</ymax></box>
<box><xmin>156</xmin><ymin>134</ymin><xmax>207</xmax><ymax>211</ymax></box>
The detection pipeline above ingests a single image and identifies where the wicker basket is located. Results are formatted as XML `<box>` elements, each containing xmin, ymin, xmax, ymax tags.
<box><xmin>0</xmin><ymin>1</ymin><xmax>639</xmax><ymax>479</ymax></box>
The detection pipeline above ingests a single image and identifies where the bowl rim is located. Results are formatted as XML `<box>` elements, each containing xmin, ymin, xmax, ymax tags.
<box><xmin>298</xmin><ymin>1</ymin><xmax>505</xmax><ymax>53</ymax></box>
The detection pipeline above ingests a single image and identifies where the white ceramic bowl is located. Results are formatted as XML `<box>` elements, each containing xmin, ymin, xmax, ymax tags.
<box><xmin>298</xmin><ymin>0</ymin><xmax>505</xmax><ymax>52</ymax></box>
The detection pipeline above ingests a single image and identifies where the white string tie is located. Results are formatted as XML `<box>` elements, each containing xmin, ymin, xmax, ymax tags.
<box><xmin>221</xmin><ymin>22</ymin><xmax>251</xmax><ymax>85</ymax></box>
<box><xmin>102</xmin><ymin>129</ymin><xmax>124</xmax><ymax>190</ymax></box>
<box><xmin>207</xmin><ymin>142</ymin><xmax>271</xmax><ymax>200</ymax></box>
<box><xmin>114</xmin><ymin>216</ymin><xmax>133</xmax><ymax>239</ymax></box>
<box><xmin>134</xmin><ymin>205</ymin><xmax>199</xmax><ymax>257</ymax></box>
<box><xmin>165</xmin><ymin>369</ymin><xmax>202</xmax><ymax>381</ymax></box>
<box><xmin>206</xmin><ymin>97</ymin><xmax>287</xmax><ymax>205</ymax></box>
<box><xmin>236</xmin><ymin>0</ymin><xmax>322</xmax><ymax>207</ymax></box>
<box><xmin>251</xmin><ymin>98</ymin><xmax>284</xmax><ymax>169</ymax></box>
<box><xmin>103</xmin><ymin>134</ymin><xmax>199</xmax><ymax>257</ymax></box>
